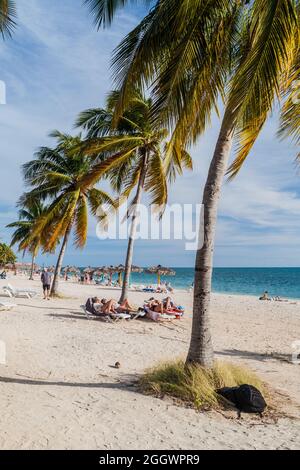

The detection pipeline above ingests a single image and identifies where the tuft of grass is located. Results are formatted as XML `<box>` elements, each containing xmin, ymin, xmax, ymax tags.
<box><xmin>139</xmin><ymin>359</ymin><xmax>265</xmax><ymax>411</ymax></box>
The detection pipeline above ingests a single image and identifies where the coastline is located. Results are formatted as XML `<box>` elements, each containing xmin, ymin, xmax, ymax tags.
<box><xmin>0</xmin><ymin>275</ymin><xmax>300</xmax><ymax>449</ymax></box>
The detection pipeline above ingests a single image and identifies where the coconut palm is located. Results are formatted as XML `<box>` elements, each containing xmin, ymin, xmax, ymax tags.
<box><xmin>278</xmin><ymin>40</ymin><xmax>300</xmax><ymax>156</ymax></box>
<box><xmin>7</xmin><ymin>199</ymin><xmax>47</xmax><ymax>280</ymax></box>
<box><xmin>77</xmin><ymin>90</ymin><xmax>192</xmax><ymax>302</ymax></box>
<box><xmin>85</xmin><ymin>0</ymin><xmax>299</xmax><ymax>367</ymax></box>
<box><xmin>21</xmin><ymin>131</ymin><xmax>115</xmax><ymax>296</ymax></box>
<box><xmin>0</xmin><ymin>0</ymin><xmax>16</xmax><ymax>38</ymax></box>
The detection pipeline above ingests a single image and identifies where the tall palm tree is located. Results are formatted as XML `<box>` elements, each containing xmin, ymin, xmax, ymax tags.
<box><xmin>0</xmin><ymin>0</ymin><xmax>16</xmax><ymax>38</ymax></box>
<box><xmin>7</xmin><ymin>199</ymin><xmax>47</xmax><ymax>280</ymax></box>
<box><xmin>77</xmin><ymin>90</ymin><xmax>192</xmax><ymax>302</ymax></box>
<box><xmin>21</xmin><ymin>131</ymin><xmax>115</xmax><ymax>296</ymax></box>
<box><xmin>85</xmin><ymin>0</ymin><xmax>299</xmax><ymax>367</ymax></box>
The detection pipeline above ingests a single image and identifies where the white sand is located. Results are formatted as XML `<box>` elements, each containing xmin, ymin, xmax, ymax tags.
<box><xmin>0</xmin><ymin>275</ymin><xmax>300</xmax><ymax>450</ymax></box>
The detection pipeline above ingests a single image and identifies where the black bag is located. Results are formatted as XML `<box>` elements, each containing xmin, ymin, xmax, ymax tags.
<box><xmin>217</xmin><ymin>384</ymin><xmax>267</xmax><ymax>415</ymax></box>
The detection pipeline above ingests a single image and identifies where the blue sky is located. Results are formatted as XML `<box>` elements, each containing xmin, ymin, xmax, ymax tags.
<box><xmin>0</xmin><ymin>0</ymin><xmax>299</xmax><ymax>268</ymax></box>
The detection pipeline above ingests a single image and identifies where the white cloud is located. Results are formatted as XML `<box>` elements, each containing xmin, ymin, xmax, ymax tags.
<box><xmin>0</xmin><ymin>0</ymin><xmax>300</xmax><ymax>266</ymax></box>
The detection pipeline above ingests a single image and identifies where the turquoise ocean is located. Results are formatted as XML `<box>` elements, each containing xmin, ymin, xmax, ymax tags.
<box><xmin>88</xmin><ymin>267</ymin><xmax>300</xmax><ymax>300</ymax></box>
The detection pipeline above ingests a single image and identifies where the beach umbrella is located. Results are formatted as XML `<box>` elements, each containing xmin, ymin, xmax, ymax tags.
<box><xmin>114</xmin><ymin>264</ymin><xmax>125</xmax><ymax>285</ymax></box>
<box><xmin>63</xmin><ymin>266</ymin><xmax>79</xmax><ymax>273</ymax></box>
<box><xmin>103</xmin><ymin>265</ymin><xmax>116</xmax><ymax>284</ymax></box>
<box><xmin>114</xmin><ymin>264</ymin><xmax>144</xmax><ymax>285</ymax></box>
<box><xmin>146</xmin><ymin>265</ymin><xmax>175</xmax><ymax>285</ymax></box>
<box><xmin>63</xmin><ymin>266</ymin><xmax>79</xmax><ymax>279</ymax></box>
<box><xmin>83</xmin><ymin>266</ymin><xmax>94</xmax><ymax>273</ymax></box>
<box><xmin>4</xmin><ymin>263</ymin><xmax>15</xmax><ymax>271</ymax></box>
<box><xmin>131</xmin><ymin>265</ymin><xmax>144</xmax><ymax>273</ymax></box>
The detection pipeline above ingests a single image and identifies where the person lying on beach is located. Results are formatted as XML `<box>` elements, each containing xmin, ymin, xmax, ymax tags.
<box><xmin>163</xmin><ymin>297</ymin><xmax>184</xmax><ymax>313</ymax></box>
<box><xmin>146</xmin><ymin>297</ymin><xmax>184</xmax><ymax>315</ymax></box>
<box><xmin>259</xmin><ymin>291</ymin><xmax>271</xmax><ymax>301</ymax></box>
<box><xmin>85</xmin><ymin>297</ymin><xmax>106</xmax><ymax>316</ymax></box>
<box><xmin>100</xmin><ymin>298</ymin><xmax>136</xmax><ymax>314</ymax></box>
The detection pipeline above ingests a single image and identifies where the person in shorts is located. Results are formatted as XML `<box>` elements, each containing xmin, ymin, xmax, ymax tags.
<box><xmin>41</xmin><ymin>268</ymin><xmax>52</xmax><ymax>300</ymax></box>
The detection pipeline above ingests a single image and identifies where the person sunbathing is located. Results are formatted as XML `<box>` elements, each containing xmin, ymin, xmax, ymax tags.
<box><xmin>259</xmin><ymin>291</ymin><xmax>271</xmax><ymax>301</ymax></box>
<box><xmin>147</xmin><ymin>298</ymin><xmax>171</xmax><ymax>314</ymax></box>
<box><xmin>85</xmin><ymin>297</ymin><xmax>106</xmax><ymax>316</ymax></box>
<box><xmin>146</xmin><ymin>297</ymin><xmax>184</xmax><ymax>315</ymax></box>
<box><xmin>163</xmin><ymin>297</ymin><xmax>184</xmax><ymax>313</ymax></box>
<box><xmin>100</xmin><ymin>298</ymin><xmax>136</xmax><ymax>314</ymax></box>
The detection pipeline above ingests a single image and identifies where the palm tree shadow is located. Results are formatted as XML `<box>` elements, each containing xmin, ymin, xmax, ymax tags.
<box><xmin>46</xmin><ymin>313</ymin><xmax>105</xmax><ymax>322</ymax></box>
<box><xmin>18</xmin><ymin>304</ymin><xmax>78</xmax><ymax>312</ymax></box>
<box><xmin>0</xmin><ymin>374</ymin><xmax>138</xmax><ymax>392</ymax></box>
<box><xmin>216</xmin><ymin>349</ymin><xmax>292</xmax><ymax>364</ymax></box>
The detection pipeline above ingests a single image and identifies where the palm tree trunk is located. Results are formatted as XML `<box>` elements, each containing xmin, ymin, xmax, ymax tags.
<box><xmin>29</xmin><ymin>251</ymin><xmax>36</xmax><ymax>280</ymax></box>
<box><xmin>186</xmin><ymin>111</ymin><xmax>234</xmax><ymax>368</ymax></box>
<box><xmin>50</xmin><ymin>219</ymin><xmax>74</xmax><ymax>297</ymax></box>
<box><xmin>119</xmin><ymin>155</ymin><xmax>148</xmax><ymax>303</ymax></box>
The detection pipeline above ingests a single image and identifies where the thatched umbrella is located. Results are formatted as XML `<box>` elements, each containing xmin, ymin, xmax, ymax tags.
<box><xmin>63</xmin><ymin>266</ymin><xmax>79</xmax><ymax>273</ymax></box>
<box><xmin>5</xmin><ymin>263</ymin><xmax>15</xmax><ymax>270</ymax></box>
<box><xmin>83</xmin><ymin>266</ymin><xmax>94</xmax><ymax>274</ymax></box>
<box><xmin>105</xmin><ymin>265</ymin><xmax>117</xmax><ymax>284</ymax></box>
<box><xmin>146</xmin><ymin>265</ymin><xmax>175</xmax><ymax>285</ymax></box>
<box><xmin>114</xmin><ymin>264</ymin><xmax>144</xmax><ymax>285</ymax></box>
<box><xmin>131</xmin><ymin>265</ymin><xmax>144</xmax><ymax>274</ymax></box>
<box><xmin>63</xmin><ymin>266</ymin><xmax>79</xmax><ymax>280</ymax></box>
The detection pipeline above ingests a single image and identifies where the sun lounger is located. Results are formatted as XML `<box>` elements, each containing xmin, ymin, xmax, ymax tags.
<box><xmin>144</xmin><ymin>306</ymin><xmax>176</xmax><ymax>322</ymax></box>
<box><xmin>0</xmin><ymin>301</ymin><xmax>17</xmax><ymax>311</ymax></box>
<box><xmin>110</xmin><ymin>313</ymin><xmax>131</xmax><ymax>320</ymax></box>
<box><xmin>3</xmin><ymin>284</ymin><xmax>38</xmax><ymax>299</ymax></box>
<box><xmin>131</xmin><ymin>310</ymin><xmax>147</xmax><ymax>320</ymax></box>
<box><xmin>80</xmin><ymin>305</ymin><xmax>112</xmax><ymax>322</ymax></box>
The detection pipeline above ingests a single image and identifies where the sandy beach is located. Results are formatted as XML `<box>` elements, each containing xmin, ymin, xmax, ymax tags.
<box><xmin>0</xmin><ymin>275</ymin><xmax>300</xmax><ymax>450</ymax></box>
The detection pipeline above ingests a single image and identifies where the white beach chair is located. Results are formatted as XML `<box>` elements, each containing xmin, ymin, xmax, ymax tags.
<box><xmin>110</xmin><ymin>313</ymin><xmax>131</xmax><ymax>320</ymax></box>
<box><xmin>3</xmin><ymin>283</ymin><xmax>38</xmax><ymax>299</ymax></box>
<box><xmin>131</xmin><ymin>310</ymin><xmax>147</xmax><ymax>320</ymax></box>
<box><xmin>80</xmin><ymin>305</ymin><xmax>113</xmax><ymax>322</ymax></box>
<box><xmin>0</xmin><ymin>301</ymin><xmax>17</xmax><ymax>311</ymax></box>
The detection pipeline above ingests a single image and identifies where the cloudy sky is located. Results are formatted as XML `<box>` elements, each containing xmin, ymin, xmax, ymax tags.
<box><xmin>0</xmin><ymin>0</ymin><xmax>299</xmax><ymax>268</ymax></box>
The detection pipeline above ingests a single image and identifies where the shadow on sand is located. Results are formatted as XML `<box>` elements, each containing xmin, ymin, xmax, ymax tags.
<box><xmin>216</xmin><ymin>348</ymin><xmax>293</xmax><ymax>364</ymax></box>
<box><xmin>0</xmin><ymin>374</ymin><xmax>138</xmax><ymax>392</ymax></box>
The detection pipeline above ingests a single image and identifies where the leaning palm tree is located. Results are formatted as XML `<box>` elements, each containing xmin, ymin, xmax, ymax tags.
<box><xmin>85</xmin><ymin>0</ymin><xmax>299</xmax><ymax>367</ymax></box>
<box><xmin>7</xmin><ymin>199</ymin><xmax>47</xmax><ymax>280</ymax></box>
<box><xmin>21</xmin><ymin>131</ymin><xmax>115</xmax><ymax>296</ymax></box>
<box><xmin>77</xmin><ymin>90</ymin><xmax>192</xmax><ymax>302</ymax></box>
<box><xmin>0</xmin><ymin>0</ymin><xmax>16</xmax><ymax>38</ymax></box>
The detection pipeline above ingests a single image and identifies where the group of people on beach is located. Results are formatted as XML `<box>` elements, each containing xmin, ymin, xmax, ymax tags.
<box><xmin>259</xmin><ymin>291</ymin><xmax>288</xmax><ymax>302</ymax></box>
<box><xmin>85</xmin><ymin>295</ymin><xmax>184</xmax><ymax>321</ymax></box>
<box><xmin>39</xmin><ymin>267</ymin><xmax>184</xmax><ymax>321</ymax></box>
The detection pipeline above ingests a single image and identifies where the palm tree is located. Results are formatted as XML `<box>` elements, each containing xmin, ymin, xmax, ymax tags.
<box><xmin>77</xmin><ymin>90</ymin><xmax>192</xmax><ymax>302</ymax></box>
<box><xmin>7</xmin><ymin>199</ymin><xmax>47</xmax><ymax>280</ymax></box>
<box><xmin>21</xmin><ymin>131</ymin><xmax>115</xmax><ymax>296</ymax></box>
<box><xmin>85</xmin><ymin>0</ymin><xmax>299</xmax><ymax>367</ymax></box>
<box><xmin>0</xmin><ymin>0</ymin><xmax>16</xmax><ymax>38</ymax></box>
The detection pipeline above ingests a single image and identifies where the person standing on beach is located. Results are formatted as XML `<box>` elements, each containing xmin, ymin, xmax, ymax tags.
<box><xmin>41</xmin><ymin>268</ymin><xmax>52</xmax><ymax>300</ymax></box>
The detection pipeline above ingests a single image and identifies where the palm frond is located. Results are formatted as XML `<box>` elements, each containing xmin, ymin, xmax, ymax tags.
<box><xmin>84</xmin><ymin>0</ymin><xmax>150</xmax><ymax>29</ymax></box>
<box><xmin>0</xmin><ymin>0</ymin><xmax>16</xmax><ymax>39</ymax></box>
<box><xmin>74</xmin><ymin>195</ymin><xmax>88</xmax><ymax>248</ymax></box>
<box><xmin>227</xmin><ymin>0</ymin><xmax>298</xmax><ymax>177</ymax></box>
<box><xmin>144</xmin><ymin>148</ymin><xmax>168</xmax><ymax>212</ymax></box>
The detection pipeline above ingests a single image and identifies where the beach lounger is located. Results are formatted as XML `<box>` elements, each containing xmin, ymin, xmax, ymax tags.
<box><xmin>131</xmin><ymin>310</ymin><xmax>147</xmax><ymax>320</ymax></box>
<box><xmin>110</xmin><ymin>313</ymin><xmax>131</xmax><ymax>320</ymax></box>
<box><xmin>80</xmin><ymin>305</ymin><xmax>111</xmax><ymax>322</ymax></box>
<box><xmin>144</xmin><ymin>306</ymin><xmax>176</xmax><ymax>322</ymax></box>
<box><xmin>0</xmin><ymin>301</ymin><xmax>17</xmax><ymax>311</ymax></box>
<box><xmin>3</xmin><ymin>284</ymin><xmax>38</xmax><ymax>299</ymax></box>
